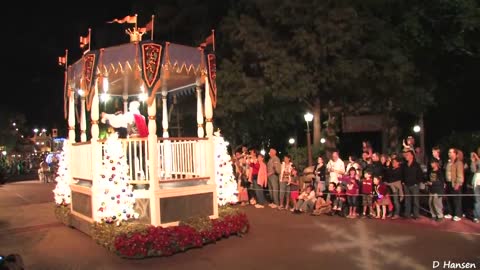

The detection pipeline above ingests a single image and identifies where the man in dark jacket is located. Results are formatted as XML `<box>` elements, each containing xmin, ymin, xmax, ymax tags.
<box><xmin>402</xmin><ymin>149</ymin><xmax>424</xmax><ymax>219</ymax></box>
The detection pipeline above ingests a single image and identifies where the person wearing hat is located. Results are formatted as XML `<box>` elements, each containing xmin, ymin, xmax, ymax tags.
<box><xmin>402</xmin><ymin>149</ymin><xmax>424</xmax><ymax>219</ymax></box>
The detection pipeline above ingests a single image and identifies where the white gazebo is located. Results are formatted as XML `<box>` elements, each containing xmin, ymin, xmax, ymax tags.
<box><xmin>63</xmin><ymin>36</ymin><xmax>219</xmax><ymax>233</ymax></box>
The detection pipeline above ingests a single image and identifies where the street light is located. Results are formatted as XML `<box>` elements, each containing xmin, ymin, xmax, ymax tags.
<box><xmin>288</xmin><ymin>138</ymin><xmax>295</xmax><ymax>145</ymax></box>
<box><xmin>304</xmin><ymin>112</ymin><xmax>314</xmax><ymax>167</ymax></box>
<box><xmin>260</xmin><ymin>149</ymin><xmax>266</xmax><ymax>156</ymax></box>
<box><xmin>320</xmin><ymin>138</ymin><xmax>326</xmax><ymax>144</ymax></box>
<box><xmin>33</xmin><ymin>128</ymin><xmax>39</xmax><ymax>133</ymax></box>
<box><xmin>413</xmin><ymin>125</ymin><xmax>421</xmax><ymax>133</ymax></box>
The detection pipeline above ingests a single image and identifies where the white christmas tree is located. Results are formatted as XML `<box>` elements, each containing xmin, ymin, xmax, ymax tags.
<box><xmin>96</xmin><ymin>133</ymin><xmax>138</xmax><ymax>225</ymax></box>
<box><xmin>214</xmin><ymin>131</ymin><xmax>238</xmax><ymax>206</ymax></box>
<box><xmin>53</xmin><ymin>143</ymin><xmax>72</xmax><ymax>205</ymax></box>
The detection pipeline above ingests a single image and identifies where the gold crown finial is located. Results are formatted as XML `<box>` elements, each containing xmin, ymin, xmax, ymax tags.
<box><xmin>125</xmin><ymin>27</ymin><xmax>145</xmax><ymax>43</ymax></box>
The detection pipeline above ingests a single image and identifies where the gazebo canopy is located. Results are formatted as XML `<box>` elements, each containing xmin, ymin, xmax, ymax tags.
<box><xmin>68</xmin><ymin>41</ymin><xmax>205</xmax><ymax>102</ymax></box>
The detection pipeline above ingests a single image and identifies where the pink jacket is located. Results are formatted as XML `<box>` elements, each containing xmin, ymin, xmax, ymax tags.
<box><xmin>257</xmin><ymin>161</ymin><xmax>268</xmax><ymax>187</ymax></box>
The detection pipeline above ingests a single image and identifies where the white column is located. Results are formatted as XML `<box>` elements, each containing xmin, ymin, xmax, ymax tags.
<box><xmin>90</xmin><ymin>81</ymin><xmax>101</xmax><ymax>222</ymax></box>
<box><xmin>204</xmin><ymin>78</ymin><xmax>214</xmax><ymax>137</ymax></box>
<box><xmin>123</xmin><ymin>74</ymin><xmax>129</xmax><ymax>112</ymax></box>
<box><xmin>68</xmin><ymin>90</ymin><xmax>76</xmax><ymax>143</ymax></box>
<box><xmin>161</xmin><ymin>89</ymin><xmax>169</xmax><ymax>138</ymax></box>
<box><xmin>161</xmin><ymin>88</ymin><xmax>172</xmax><ymax>179</ymax></box>
<box><xmin>80</xmin><ymin>96</ymin><xmax>87</xmax><ymax>142</ymax></box>
<box><xmin>204</xmin><ymin>77</ymin><xmax>215</xmax><ymax>186</ymax></box>
<box><xmin>147</xmin><ymin>98</ymin><xmax>160</xmax><ymax>226</ymax></box>
<box><xmin>196</xmin><ymin>83</ymin><xmax>204</xmax><ymax>138</ymax></box>
<box><xmin>123</xmin><ymin>96</ymin><xmax>128</xmax><ymax>113</ymax></box>
<box><xmin>91</xmin><ymin>83</ymin><xmax>100</xmax><ymax>141</ymax></box>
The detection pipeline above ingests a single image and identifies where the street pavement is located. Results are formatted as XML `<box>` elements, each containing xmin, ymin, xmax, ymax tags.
<box><xmin>1</xmin><ymin>180</ymin><xmax>479</xmax><ymax>270</ymax></box>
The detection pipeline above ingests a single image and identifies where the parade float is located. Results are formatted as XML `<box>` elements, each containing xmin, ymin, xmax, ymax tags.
<box><xmin>53</xmin><ymin>15</ymin><xmax>247</xmax><ymax>258</ymax></box>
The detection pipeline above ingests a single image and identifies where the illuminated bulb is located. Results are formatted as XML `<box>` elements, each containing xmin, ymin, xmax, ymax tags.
<box><xmin>103</xmin><ymin>77</ymin><xmax>109</xmax><ymax>92</ymax></box>
<box><xmin>100</xmin><ymin>93</ymin><xmax>110</xmax><ymax>102</ymax></box>
<box><xmin>139</xmin><ymin>93</ymin><xmax>148</xmax><ymax>102</ymax></box>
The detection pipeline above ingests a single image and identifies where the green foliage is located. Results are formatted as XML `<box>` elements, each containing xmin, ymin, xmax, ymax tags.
<box><xmin>178</xmin><ymin>206</ymin><xmax>242</xmax><ymax>232</ymax></box>
<box><xmin>436</xmin><ymin>131</ymin><xmax>480</xmax><ymax>157</ymax></box>
<box><xmin>218</xmin><ymin>204</ymin><xmax>241</xmax><ymax>218</ymax></box>
<box><xmin>179</xmin><ymin>216</ymin><xmax>212</xmax><ymax>232</ymax></box>
<box><xmin>91</xmin><ymin>206</ymin><xmax>246</xmax><ymax>254</ymax></box>
<box><xmin>216</xmin><ymin>0</ymin><xmax>444</xmax><ymax>146</ymax></box>
<box><xmin>54</xmin><ymin>205</ymin><xmax>72</xmax><ymax>227</ymax></box>
<box><xmin>286</xmin><ymin>145</ymin><xmax>325</xmax><ymax>172</ymax></box>
<box><xmin>91</xmin><ymin>221</ymin><xmax>150</xmax><ymax>253</ymax></box>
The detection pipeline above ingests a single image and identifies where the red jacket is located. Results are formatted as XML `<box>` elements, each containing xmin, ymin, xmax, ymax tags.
<box><xmin>346</xmin><ymin>181</ymin><xmax>359</xmax><ymax>196</ymax></box>
<box><xmin>374</xmin><ymin>183</ymin><xmax>388</xmax><ymax>196</ymax></box>
<box><xmin>361</xmin><ymin>178</ymin><xmax>373</xmax><ymax>194</ymax></box>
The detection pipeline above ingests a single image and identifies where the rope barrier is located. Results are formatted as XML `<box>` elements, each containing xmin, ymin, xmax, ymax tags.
<box><xmin>240</xmin><ymin>187</ymin><xmax>480</xmax><ymax>197</ymax></box>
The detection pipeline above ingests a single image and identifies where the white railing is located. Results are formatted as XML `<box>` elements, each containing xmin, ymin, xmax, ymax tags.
<box><xmin>100</xmin><ymin>138</ymin><xmax>149</xmax><ymax>183</ymax></box>
<box><xmin>71</xmin><ymin>142</ymin><xmax>93</xmax><ymax>180</ymax></box>
<box><xmin>157</xmin><ymin>138</ymin><xmax>208</xmax><ymax>181</ymax></box>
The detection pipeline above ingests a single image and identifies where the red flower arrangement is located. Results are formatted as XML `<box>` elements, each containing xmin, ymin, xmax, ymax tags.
<box><xmin>113</xmin><ymin>212</ymin><xmax>249</xmax><ymax>258</ymax></box>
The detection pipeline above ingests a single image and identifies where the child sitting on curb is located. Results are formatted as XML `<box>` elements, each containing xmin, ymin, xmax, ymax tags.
<box><xmin>293</xmin><ymin>185</ymin><xmax>316</xmax><ymax>214</ymax></box>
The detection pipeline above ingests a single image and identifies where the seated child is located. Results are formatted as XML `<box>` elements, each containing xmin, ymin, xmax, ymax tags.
<box><xmin>293</xmin><ymin>185</ymin><xmax>316</xmax><ymax>213</ymax></box>
<box><xmin>312</xmin><ymin>182</ymin><xmax>336</xmax><ymax>216</ymax></box>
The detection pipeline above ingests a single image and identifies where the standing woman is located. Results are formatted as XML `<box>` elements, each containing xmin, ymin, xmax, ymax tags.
<box><xmin>313</xmin><ymin>156</ymin><xmax>327</xmax><ymax>193</ymax></box>
<box><xmin>253</xmin><ymin>153</ymin><xmax>268</xmax><ymax>208</ymax></box>
<box><xmin>471</xmin><ymin>147</ymin><xmax>480</xmax><ymax>223</ymax></box>
<box><xmin>444</xmin><ymin>148</ymin><xmax>464</xmax><ymax>221</ymax></box>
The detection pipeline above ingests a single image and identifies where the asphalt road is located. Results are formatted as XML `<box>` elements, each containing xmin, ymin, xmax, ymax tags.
<box><xmin>1</xmin><ymin>180</ymin><xmax>479</xmax><ymax>270</ymax></box>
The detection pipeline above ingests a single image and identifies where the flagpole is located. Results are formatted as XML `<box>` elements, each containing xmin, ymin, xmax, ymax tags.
<box><xmin>211</xmin><ymin>29</ymin><xmax>215</xmax><ymax>52</ymax></box>
<box><xmin>64</xmin><ymin>49</ymin><xmax>69</xmax><ymax>120</ymax></box>
<box><xmin>88</xmin><ymin>28</ymin><xmax>91</xmax><ymax>52</ymax></box>
<box><xmin>65</xmin><ymin>49</ymin><xmax>68</xmax><ymax>71</ymax></box>
<box><xmin>151</xmin><ymin>14</ymin><xmax>155</xmax><ymax>40</ymax></box>
<box><xmin>135</xmin><ymin>14</ymin><xmax>138</xmax><ymax>31</ymax></box>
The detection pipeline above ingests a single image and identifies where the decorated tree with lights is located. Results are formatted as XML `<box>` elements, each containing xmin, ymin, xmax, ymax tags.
<box><xmin>214</xmin><ymin>131</ymin><xmax>238</xmax><ymax>206</ymax></box>
<box><xmin>96</xmin><ymin>133</ymin><xmax>138</xmax><ymax>225</ymax></box>
<box><xmin>53</xmin><ymin>143</ymin><xmax>71</xmax><ymax>205</ymax></box>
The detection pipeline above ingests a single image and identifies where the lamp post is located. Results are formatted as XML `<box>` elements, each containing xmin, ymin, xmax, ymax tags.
<box><xmin>413</xmin><ymin>113</ymin><xmax>426</xmax><ymax>164</ymax></box>
<box><xmin>304</xmin><ymin>112</ymin><xmax>313</xmax><ymax>167</ymax></box>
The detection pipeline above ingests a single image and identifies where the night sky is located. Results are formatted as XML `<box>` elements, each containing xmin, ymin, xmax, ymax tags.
<box><xmin>3</xmin><ymin>2</ymin><xmax>143</xmax><ymax>130</ymax></box>
<box><xmin>2</xmin><ymin>2</ymin><xmax>477</xmax><ymax>150</ymax></box>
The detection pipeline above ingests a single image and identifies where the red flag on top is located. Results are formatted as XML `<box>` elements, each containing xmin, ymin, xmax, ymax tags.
<box><xmin>80</xmin><ymin>31</ymin><xmax>90</xmax><ymax>49</ymax></box>
<box><xmin>200</xmin><ymin>33</ymin><xmax>214</xmax><ymax>48</ymax></box>
<box><xmin>58</xmin><ymin>56</ymin><xmax>66</xmax><ymax>66</ymax></box>
<box><xmin>139</xmin><ymin>20</ymin><xmax>153</xmax><ymax>33</ymax></box>
<box><xmin>107</xmin><ymin>15</ymin><xmax>137</xmax><ymax>24</ymax></box>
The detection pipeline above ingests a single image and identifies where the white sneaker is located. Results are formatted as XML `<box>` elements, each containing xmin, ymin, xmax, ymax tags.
<box><xmin>269</xmin><ymin>204</ymin><xmax>277</xmax><ymax>209</ymax></box>
<box><xmin>254</xmin><ymin>204</ymin><xmax>264</xmax><ymax>209</ymax></box>
<box><xmin>453</xmin><ymin>216</ymin><xmax>461</xmax><ymax>222</ymax></box>
<box><xmin>444</xmin><ymin>214</ymin><xmax>452</xmax><ymax>219</ymax></box>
